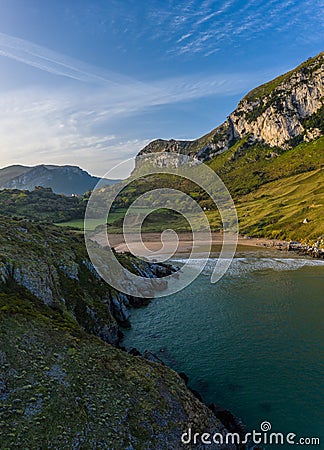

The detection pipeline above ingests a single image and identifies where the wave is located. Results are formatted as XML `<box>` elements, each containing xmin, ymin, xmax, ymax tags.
<box><xmin>171</xmin><ymin>256</ymin><xmax>324</xmax><ymax>276</ymax></box>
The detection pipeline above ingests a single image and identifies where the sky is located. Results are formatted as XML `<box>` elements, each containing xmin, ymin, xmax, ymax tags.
<box><xmin>0</xmin><ymin>0</ymin><xmax>323</xmax><ymax>178</ymax></box>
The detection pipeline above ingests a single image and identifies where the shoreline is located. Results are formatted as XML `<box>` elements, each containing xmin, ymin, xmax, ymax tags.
<box><xmin>94</xmin><ymin>231</ymin><xmax>287</xmax><ymax>254</ymax></box>
<box><xmin>91</xmin><ymin>231</ymin><xmax>324</xmax><ymax>259</ymax></box>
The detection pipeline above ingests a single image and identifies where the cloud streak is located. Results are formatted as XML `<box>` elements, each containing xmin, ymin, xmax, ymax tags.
<box><xmin>0</xmin><ymin>29</ymin><xmax>294</xmax><ymax>177</ymax></box>
<box><xmin>0</xmin><ymin>31</ymin><xmax>268</xmax><ymax>112</ymax></box>
<box><xmin>0</xmin><ymin>31</ymin><xmax>144</xmax><ymax>88</ymax></box>
<box><xmin>139</xmin><ymin>0</ymin><xmax>323</xmax><ymax>56</ymax></box>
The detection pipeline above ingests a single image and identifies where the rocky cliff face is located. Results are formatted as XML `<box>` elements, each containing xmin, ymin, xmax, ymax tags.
<box><xmin>137</xmin><ymin>52</ymin><xmax>323</xmax><ymax>164</ymax></box>
<box><xmin>0</xmin><ymin>217</ymin><xmax>173</xmax><ymax>344</ymax></box>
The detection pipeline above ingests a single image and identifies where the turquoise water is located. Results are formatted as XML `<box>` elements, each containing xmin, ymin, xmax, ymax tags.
<box><xmin>123</xmin><ymin>247</ymin><xmax>324</xmax><ymax>448</ymax></box>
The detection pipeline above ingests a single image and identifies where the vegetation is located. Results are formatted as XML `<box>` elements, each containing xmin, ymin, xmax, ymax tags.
<box><xmin>303</xmin><ymin>104</ymin><xmax>324</xmax><ymax>133</ymax></box>
<box><xmin>0</xmin><ymin>186</ymin><xmax>87</xmax><ymax>223</ymax></box>
<box><xmin>0</xmin><ymin>216</ymin><xmax>226</xmax><ymax>448</ymax></box>
<box><xmin>208</xmin><ymin>136</ymin><xmax>324</xmax><ymax>196</ymax></box>
<box><xmin>1</xmin><ymin>306</ymin><xmax>218</xmax><ymax>449</ymax></box>
<box><xmin>106</xmin><ymin>209</ymin><xmax>191</xmax><ymax>233</ymax></box>
<box><xmin>236</xmin><ymin>168</ymin><xmax>324</xmax><ymax>242</ymax></box>
<box><xmin>204</xmin><ymin>168</ymin><xmax>324</xmax><ymax>243</ymax></box>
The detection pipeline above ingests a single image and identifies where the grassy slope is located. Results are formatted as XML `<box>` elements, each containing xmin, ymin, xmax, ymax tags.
<box><xmin>205</xmin><ymin>168</ymin><xmax>324</xmax><ymax>242</ymax></box>
<box><xmin>237</xmin><ymin>169</ymin><xmax>324</xmax><ymax>242</ymax></box>
<box><xmin>208</xmin><ymin>137</ymin><xmax>324</xmax><ymax>196</ymax></box>
<box><xmin>207</xmin><ymin>137</ymin><xmax>324</xmax><ymax>242</ymax></box>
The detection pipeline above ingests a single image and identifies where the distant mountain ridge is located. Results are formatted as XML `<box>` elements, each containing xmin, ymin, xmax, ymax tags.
<box><xmin>137</xmin><ymin>51</ymin><xmax>323</xmax><ymax>163</ymax></box>
<box><xmin>0</xmin><ymin>164</ymin><xmax>120</xmax><ymax>195</ymax></box>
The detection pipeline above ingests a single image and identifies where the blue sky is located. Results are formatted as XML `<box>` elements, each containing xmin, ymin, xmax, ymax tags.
<box><xmin>0</xmin><ymin>0</ymin><xmax>323</xmax><ymax>177</ymax></box>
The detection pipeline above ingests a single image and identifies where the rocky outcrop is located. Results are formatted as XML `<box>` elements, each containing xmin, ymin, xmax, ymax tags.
<box><xmin>136</xmin><ymin>52</ymin><xmax>323</xmax><ymax>164</ymax></box>
<box><xmin>0</xmin><ymin>217</ymin><xmax>174</xmax><ymax>345</ymax></box>
<box><xmin>229</xmin><ymin>56</ymin><xmax>323</xmax><ymax>149</ymax></box>
<box><xmin>255</xmin><ymin>237</ymin><xmax>324</xmax><ymax>258</ymax></box>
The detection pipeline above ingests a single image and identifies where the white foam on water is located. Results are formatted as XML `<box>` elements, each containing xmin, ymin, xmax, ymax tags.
<box><xmin>171</xmin><ymin>256</ymin><xmax>324</xmax><ymax>276</ymax></box>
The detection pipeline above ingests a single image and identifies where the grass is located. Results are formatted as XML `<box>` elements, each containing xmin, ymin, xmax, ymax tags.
<box><xmin>243</xmin><ymin>51</ymin><xmax>323</xmax><ymax>102</ymax></box>
<box><xmin>56</xmin><ymin>218</ymin><xmax>105</xmax><ymax>231</ymax></box>
<box><xmin>205</xmin><ymin>168</ymin><xmax>324</xmax><ymax>243</ymax></box>
<box><xmin>56</xmin><ymin>207</ymin><xmax>159</xmax><ymax>231</ymax></box>
<box><xmin>107</xmin><ymin>209</ymin><xmax>192</xmax><ymax>233</ymax></box>
<box><xmin>236</xmin><ymin>168</ymin><xmax>324</xmax><ymax>242</ymax></box>
<box><xmin>208</xmin><ymin>136</ymin><xmax>324</xmax><ymax>196</ymax></box>
<box><xmin>0</xmin><ymin>297</ymin><xmax>213</xmax><ymax>449</ymax></box>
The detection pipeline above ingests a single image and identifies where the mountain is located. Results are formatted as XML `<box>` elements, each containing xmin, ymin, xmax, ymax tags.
<box><xmin>137</xmin><ymin>52</ymin><xmax>323</xmax><ymax>163</ymax></box>
<box><xmin>131</xmin><ymin>52</ymin><xmax>324</xmax><ymax>244</ymax></box>
<box><xmin>0</xmin><ymin>164</ymin><xmax>120</xmax><ymax>196</ymax></box>
<box><xmin>0</xmin><ymin>216</ymin><xmax>240</xmax><ymax>449</ymax></box>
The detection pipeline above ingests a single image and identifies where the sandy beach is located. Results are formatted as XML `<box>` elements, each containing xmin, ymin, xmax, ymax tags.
<box><xmin>92</xmin><ymin>231</ymin><xmax>286</xmax><ymax>255</ymax></box>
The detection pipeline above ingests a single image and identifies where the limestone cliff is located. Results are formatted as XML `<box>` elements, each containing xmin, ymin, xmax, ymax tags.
<box><xmin>137</xmin><ymin>51</ymin><xmax>323</xmax><ymax>164</ymax></box>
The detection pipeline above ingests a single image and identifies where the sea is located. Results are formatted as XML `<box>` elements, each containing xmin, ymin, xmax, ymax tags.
<box><xmin>123</xmin><ymin>245</ymin><xmax>324</xmax><ymax>449</ymax></box>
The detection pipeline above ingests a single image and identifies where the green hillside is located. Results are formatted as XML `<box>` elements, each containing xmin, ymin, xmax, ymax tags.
<box><xmin>0</xmin><ymin>186</ymin><xmax>87</xmax><ymax>222</ymax></box>
<box><xmin>208</xmin><ymin>136</ymin><xmax>324</xmax><ymax>196</ymax></box>
<box><xmin>237</xmin><ymin>168</ymin><xmax>324</xmax><ymax>242</ymax></box>
<box><xmin>2</xmin><ymin>306</ymin><xmax>225</xmax><ymax>449</ymax></box>
<box><xmin>204</xmin><ymin>168</ymin><xmax>324</xmax><ymax>243</ymax></box>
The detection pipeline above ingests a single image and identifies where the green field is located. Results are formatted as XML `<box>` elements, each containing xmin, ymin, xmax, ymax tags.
<box><xmin>55</xmin><ymin>218</ymin><xmax>104</xmax><ymax>231</ymax></box>
<box><xmin>55</xmin><ymin>208</ymin><xmax>190</xmax><ymax>233</ymax></box>
<box><xmin>236</xmin><ymin>168</ymin><xmax>324</xmax><ymax>242</ymax></box>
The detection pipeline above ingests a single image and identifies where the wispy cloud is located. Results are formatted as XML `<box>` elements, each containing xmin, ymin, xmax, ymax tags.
<box><xmin>0</xmin><ymin>32</ymin><xmax>273</xmax><ymax>176</ymax></box>
<box><xmin>0</xmin><ymin>88</ymin><xmax>150</xmax><ymax>177</ymax></box>
<box><xmin>0</xmin><ymin>66</ymin><xmax>263</xmax><ymax>176</ymax></box>
<box><xmin>105</xmin><ymin>0</ymin><xmax>323</xmax><ymax>57</ymax></box>
<box><xmin>0</xmin><ymin>31</ymin><xmax>267</xmax><ymax>109</ymax></box>
<box><xmin>63</xmin><ymin>0</ymin><xmax>324</xmax><ymax>59</ymax></box>
<box><xmin>0</xmin><ymin>31</ymin><xmax>143</xmax><ymax>88</ymax></box>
